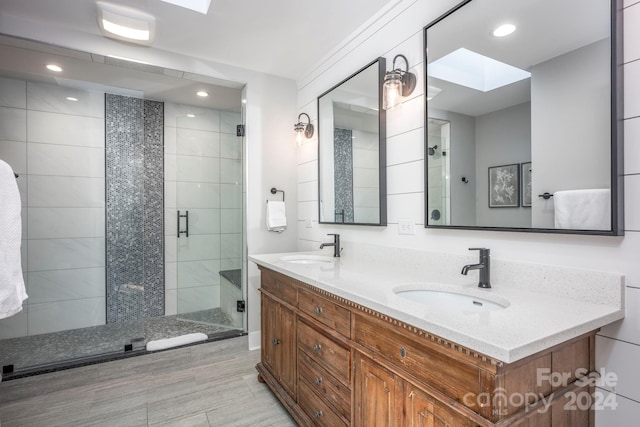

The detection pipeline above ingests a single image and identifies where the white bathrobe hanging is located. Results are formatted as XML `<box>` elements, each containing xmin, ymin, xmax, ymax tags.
<box><xmin>0</xmin><ymin>159</ymin><xmax>28</xmax><ymax>319</ymax></box>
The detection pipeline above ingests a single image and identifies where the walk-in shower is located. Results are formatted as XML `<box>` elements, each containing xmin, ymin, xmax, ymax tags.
<box><xmin>0</xmin><ymin>36</ymin><xmax>247</xmax><ymax>376</ymax></box>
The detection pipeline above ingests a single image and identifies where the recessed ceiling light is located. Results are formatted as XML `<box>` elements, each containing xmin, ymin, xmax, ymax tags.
<box><xmin>187</xmin><ymin>114</ymin><xmax>196</xmax><ymax>118</ymax></box>
<box><xmin>96</xmin><ymin>2</ymin><xmax>155</xmax><ymax>45</ymax></box>
<box><xmin>66</xmin><ymin>97</ymin><xmax>79</xmax><ymax>102</ymax></box>
<box><xmin>46</xmin><ymin>64</ymin><xmax>62</xmax><ymax>72</ymax></box>
<box><xmin>428</xmin><ymin>48</ymin><xmax>530</xmax><ymax>92</ymax></box>
<box><xmin>159</xmin><ymin>0</ymin><xmax>212</xmax><ymax>15</ymax></box>
<box><xmin>493</xmin><ymin>23</ymin><xmax>516</xmax><ymax>37</ymax></box>
<box><xmin>241</xmin><ymin>99</ymin><xmax>247</xmax><ymax>104</ymax></box>
<box><xmin>196</xmin><ymin>91</ymin><xmax>208</xmax><ymax>97</ymax></box>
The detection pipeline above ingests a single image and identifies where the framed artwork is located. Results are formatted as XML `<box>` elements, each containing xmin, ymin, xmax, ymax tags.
<box><xmin>488</xmin><ymin>163</ymin><xmax>520</xmax><ymax>208</ymax></box>
<box><xmin>521</xmin><ymin>162</ymin><xmax>532</xmax><ymax>207</ymax></box>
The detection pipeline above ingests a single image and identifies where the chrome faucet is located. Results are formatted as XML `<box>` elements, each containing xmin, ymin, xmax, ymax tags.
<box><xmin>461</xmin><ymin>248</ymin><xmax>491</xmax><ymax>288</ymax></box>
<box><xmin>319</xmin><ymin>233</ymin><xmax>341</xmax><ymax>257</ymax></box>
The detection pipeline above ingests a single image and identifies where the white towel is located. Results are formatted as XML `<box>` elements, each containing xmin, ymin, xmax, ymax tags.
<box><xmin>266</xmin><ymin>200</ymin><xmax>287</xmax><ymax>233</ymax></box>
<box><xmin>0</xmin><ymin>159</ymin><xmax>27</xmax><ymax>319</ymax></box>
<box><xmin>146</xmin><ymin>332</ymin><xmax>208</xmax><ymax>351</ymax></box>
<box><xmin>554</xmin><ymin>189</ymin><xmax>611</xmax><ymax>230</ymax></box>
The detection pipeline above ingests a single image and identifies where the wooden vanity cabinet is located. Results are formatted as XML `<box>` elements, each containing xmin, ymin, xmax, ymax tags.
<box><xmin>261</xmin><ymin>294</ymin><xmax>296</xmax><ymax>398</ymax></box>
<box><xmin>297</xmin><ymin>318</ymin><xmax>351</xmax><ymax>425</ymax></box>
<box><xmin>256</xmin><ymin>266</ymin><xmax>597</xmax><ymax>427</ymax></box>
<box><xmin>354</xmin><ymin>352</ymin><xmax>478</xmax><ymax>427</ymax></box>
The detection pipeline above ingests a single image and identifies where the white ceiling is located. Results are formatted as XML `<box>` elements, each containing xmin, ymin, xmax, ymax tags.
<box><xmin>0</xmin><ymin>0</ymin><xmax>395</xmax><ymax>81</ymax></box>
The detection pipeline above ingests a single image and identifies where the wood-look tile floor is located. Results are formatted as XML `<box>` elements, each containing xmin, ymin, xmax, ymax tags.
<box><xmin>0</xmin><ymin>336</ymin><xmax>297</xmax><ymax>427</ymax></box>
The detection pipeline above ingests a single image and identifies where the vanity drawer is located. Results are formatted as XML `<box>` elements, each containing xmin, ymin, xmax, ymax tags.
<box><xmin>298</xmin><ymin>377</ymin><xmax>348</xmax><ymax>427</ymax></box>
<box><xmin>260</xmin><ymin>268</ymin><xmax>297</xmax><ymax>306</ymax></box>
<box><xmin>298</xmin><ymin>287</ymin><xmax>351</xmax><ymax>338</ymax></box>
<box><xmin>352</xmin><ymin>312</ymin><xmax>481</xmax><ymax>410</ymax></box>
<box><xmin>298</xmin><ymin>320</ymin><xmax>350</xmax><ymax>384</ymax></box>
<box><xmin>298</xmin><ymin>350</ymin><xmax>350</xmax><ymax>420</ymax></box>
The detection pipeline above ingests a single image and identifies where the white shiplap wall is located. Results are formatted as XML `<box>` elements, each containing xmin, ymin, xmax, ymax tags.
<box><xmin>295</xmin><ymin>0</ymin><xmax>640</xmax><ymax>423</ymax></box>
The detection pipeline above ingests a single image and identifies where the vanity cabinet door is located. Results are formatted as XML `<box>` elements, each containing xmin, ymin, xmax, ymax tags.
<box><xmin>354</xmin><ymin>352</ymin><xmax>401</xmax><ymax>427</ymax></box>
<box><xmin>261</xmin><ymin>294</ymin><xmax>296</xmax><ymax>398</ymax></box>
<box><xmin>403</xmin><ymin>382</ymin><xmax>479</xmax><ymax>427</ymax></box>
<box><xmin>355</xmin><ymin>352</ymin><xmax>478</xmax><ymax>427</ymax></box>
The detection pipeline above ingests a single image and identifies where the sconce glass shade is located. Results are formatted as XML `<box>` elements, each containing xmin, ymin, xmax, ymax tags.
<box><xmin>294</xmin><ymin>122</ymin><xmax>305</xmax><ymax>145</ymax></box>
<box><xmin>383</xmin><ymin>71</ymin><xmax>403</xmax><ymax>110</ymax></box>
<box><xmin>382</xmin><ymin>54</ymin><xmax>416</xmax><ymax>110</ymax></box>
<box><xmin>294</xmin><ymin>113</ymin><xmax>314</xmax><ymax>146</ymax></box>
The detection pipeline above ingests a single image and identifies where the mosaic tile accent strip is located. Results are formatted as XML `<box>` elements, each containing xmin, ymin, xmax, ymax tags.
<box><xmin>143</xmin><ymin>100</ymin><xmax>165</xmax><ymax>318</ymax></box>
<box><xmin>334</xmin><ymin>128</ymin><xmax>354</xmax><ymax>223</ymax></box>
<box><xmin>105</xmin><ymin>94</ymin><xmax>164</xmax><ymax>323</ymax></box>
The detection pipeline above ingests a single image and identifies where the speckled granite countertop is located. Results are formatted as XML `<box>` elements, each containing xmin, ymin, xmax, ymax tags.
<box><xmin>249</xmin><ymin>243</ymin><xmax>624</xmax><ymax>363</ymax></box>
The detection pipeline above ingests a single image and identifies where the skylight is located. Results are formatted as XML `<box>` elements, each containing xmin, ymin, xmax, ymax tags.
<box><xmin>159</xmin><ymin>0</ymin><xmax>212</xmax><ymax>14</ymax></box>
<box><xmin>428</xmin><ymin>48</ymin><xmax>531</xmax><ymax>92</ymax></box>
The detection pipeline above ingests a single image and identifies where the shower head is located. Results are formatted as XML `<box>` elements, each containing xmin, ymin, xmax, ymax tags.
<box><xmin>428</xmin><ymin>145</ymin><xmax>438</xmax><ymax>156</ymax></box>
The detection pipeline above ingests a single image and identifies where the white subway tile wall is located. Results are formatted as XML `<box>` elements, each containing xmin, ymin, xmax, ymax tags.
<box><xmin>0</xmin><ymin>78</ymin><xmax>106</xmax><ymax>338</ymax></box>
<box><xmin>294</xmin><ymin>1</ymin><xmax>640</xmax><ymax>423</ymax></box>
<box><xmin>0</xmin><ymin>107</ymin><xmax>27</xmax><ymax>141</ymax></box>
<box><xmin>0</xmin><ymin>140</ymin><xmax>26</xmax><ymax>173</ymax></box>
<box><xmin>0</xmin><ymin>78</ymin><xmax>26</xmax><ymax>108</ymax></box>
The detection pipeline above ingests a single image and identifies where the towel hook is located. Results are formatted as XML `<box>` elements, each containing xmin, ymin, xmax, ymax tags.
<box><xmin>270</xmin><ymin>187</ymin><xmax>285</xmax><ymax>201</ymax></box>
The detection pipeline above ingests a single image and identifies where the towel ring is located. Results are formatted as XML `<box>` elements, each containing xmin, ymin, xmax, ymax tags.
<box><xmin>270</xmin><ymin>187</ymin><xmax>285</xmax><ymax>201</ymax></box>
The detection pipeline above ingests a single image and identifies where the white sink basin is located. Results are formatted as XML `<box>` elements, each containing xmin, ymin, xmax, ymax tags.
<box><xmin>394</xmin><ymin>288</ymin><xmax>508</xmax><ymax>312</ymax></box>
<box><xmin>280</xmin><ymin>255</ymin><xmax>336</xmax><ymax>265</ymax></box>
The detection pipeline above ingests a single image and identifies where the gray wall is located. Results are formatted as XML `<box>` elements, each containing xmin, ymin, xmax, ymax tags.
<box><xmin>475</xmin><ymin>102</ymin><xmax>531</xmax><ymax>228</ymax></box>
<box><xmin>530</xmin><ymin>39</ymin><xmax>610</xmax><ymax>228</ymax></box>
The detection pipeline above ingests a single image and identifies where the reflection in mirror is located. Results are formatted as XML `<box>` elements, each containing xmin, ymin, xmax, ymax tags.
<box><xmin>427</xmin><ymin>118</ymin><xmax>451</xmax><ymax>225</ymax></box>
<box><xmin>424</xmin><ymin>0</ymin><xmax>623</xmax><ymax>235</ymax></box>
<box><xmin>318</xmin><ymin>58</ymin><xmax>387</xmax><ymax>225</ymax></box>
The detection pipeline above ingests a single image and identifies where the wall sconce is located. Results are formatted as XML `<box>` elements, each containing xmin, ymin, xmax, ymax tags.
<box><xmin>294</xmin><ymin>113</ymin><xmax>314</xmax><ymax>146</ymax></box>
<box><xmin>383</xmin><ymin>54</ymin><xmax>416</xmax><ymax>110</ymax></box>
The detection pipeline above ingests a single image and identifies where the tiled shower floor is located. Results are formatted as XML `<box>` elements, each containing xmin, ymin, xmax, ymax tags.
<box><xmin>0</xmin><ymin>308</ymin><xmax>241</xmax><ymax>373</ymax></box>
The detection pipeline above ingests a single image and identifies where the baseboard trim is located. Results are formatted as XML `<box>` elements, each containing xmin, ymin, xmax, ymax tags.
<box><xmin>248</xmin><ymin>331</ymin><xmax>261</xmax><ymax>351</ymax></box>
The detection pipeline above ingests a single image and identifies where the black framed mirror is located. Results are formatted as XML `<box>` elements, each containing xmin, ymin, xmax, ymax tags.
<box><xmin>424</xmin><ymin>0</ymin><xmax>623</xmax><ymax>235</ymax></box>
<box><xmin>318</xmin><ymin>57</ymin><xmax>387</xmax><ymax>225</ymax></box>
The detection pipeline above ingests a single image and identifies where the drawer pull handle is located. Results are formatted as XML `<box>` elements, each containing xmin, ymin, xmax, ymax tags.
<box><xmin>400</xmin><ymin>347</ymin><xmax>407</xmax><ymax>358</ymax></box>
<box><xmin>314</xmin><ymin>377</ymin><xmax>323</xmax><ymax>385</ymax></box>
<box><xmin>313</xmin><ymin>344</ymin><xmax>322</xmax><ymax>352</ymax></box>
<box><xmin>314</xmin><ymin>410</ymin><xmax>323</xmax><ymax>419</ymax></box>
<box><xmin>314</xmin><ymin>306</ymin><xmax>323</xmax><ymax>315</ymax></box>
<box><xmin>272</xmin><ymin>338</ymin><xmax>280</xmax><ymax>345</ymax></box>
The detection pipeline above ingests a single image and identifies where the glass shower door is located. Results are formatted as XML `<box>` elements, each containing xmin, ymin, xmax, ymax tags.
<box><xmin>171</xmin><ymin>106</ymin><xmax>244</xmax><ymax>335</ymax></box>
<box><xmin>427</xmin><ymin>118</ymin><xmax>451</xmax><ymax>225</ymax></box>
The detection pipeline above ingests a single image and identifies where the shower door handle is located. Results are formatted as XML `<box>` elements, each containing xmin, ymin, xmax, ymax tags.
<box><xmin>177</xmin><ymin>210</ymin><xmax>189</xmax><ymax>238</ymax></box>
